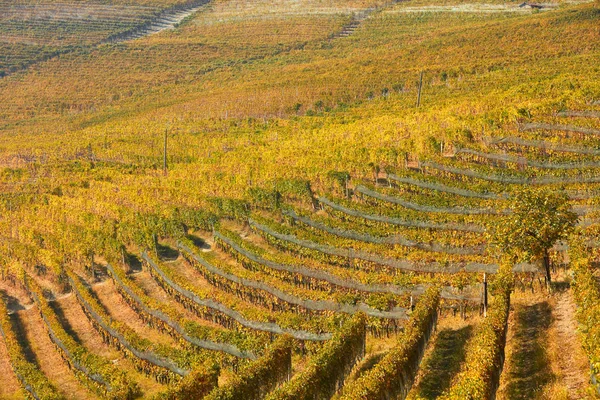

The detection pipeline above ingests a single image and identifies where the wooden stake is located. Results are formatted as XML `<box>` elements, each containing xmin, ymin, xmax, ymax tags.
<box><xmin>483</xmin><ymin>272</ymin><xmax>488</xmax><ymax>318</ymax></box>
<box><xmin>163</xmin><ymin>127</ymin><xmax>168</xmax><ymax>176</ymax></box>
<box><xmin>416</xmin><ymin>71</ymin><xmax>424</xmax><ymax>107</ymax></box>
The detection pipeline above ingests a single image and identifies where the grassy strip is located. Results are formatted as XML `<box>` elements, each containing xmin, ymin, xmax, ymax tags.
<box><xmin>438</xmin><ymin>270</ymin><xmax>512</xmax><ymax>400</ymax></box>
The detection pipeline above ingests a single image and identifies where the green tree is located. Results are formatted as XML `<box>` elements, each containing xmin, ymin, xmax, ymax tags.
<box><xmin>490</xmin><ymin>188</ymin><xmax>578</xmax><ymax>285</ymax></box>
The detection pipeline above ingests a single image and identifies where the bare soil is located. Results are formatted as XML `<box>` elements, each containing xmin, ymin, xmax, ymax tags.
<box><xmin>16</xmin><ymin>307</ymin><xmax>95</xmax><ymax>400</ymax></box>
<box><xmin>0</xmin><ymin>330</ymin><xmax>22</xmax><ymax>399</ymax></box>
<box><xmin>548</xmin><ymin>288</ymin><xmax>590</xmax><ymax>399</ymax></box>
<box><xmin>55</xmin><ymin>293</ymin><xmax>166</xmax><ymax>396</ymax></box>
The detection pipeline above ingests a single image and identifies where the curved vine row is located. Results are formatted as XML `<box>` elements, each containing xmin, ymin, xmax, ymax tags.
<box><xmin>142</xmin><ymin>252</ymin><xmax>332</xmax><ymax>341</ymax></box>
<box><xmin>318</xmin><ymin>196</ymin><xmax>484</xmax><ymax>233</ymax></box>
<box><xmin>340</xmin><ymin>286</ymin><xmax>440</xmax><ymax>399</ymax></box>
<box><xmin>67</xmin><ymin>271</ymin><xmax>190</xmax><ymax>382</ymax></box>
<box><xmin>180</xmin><ymin>241</ymin><xmax>409</xmax><ymax>319</ymax></box>
<box><xmin>0</xmin><ymin>292</ymin><xmax>65</xmax><ymax>400</ymax></box>
<box><xmin>387</xmin><ymin>173</ymin><xmax>504</xmax><ymax>199</ymax></box>
<box><xmin>265</xmin><ymin>313</ymin><xmax>367</xmax><ymax>400</ymax></box>
<box><xmin>355</xmin><ymin>185</ymin><xmax>506</xmax><ymax>215</ymax></box>
<box><xmin>284</xmin><ymin>208</ymin><xmax>485</xmax><ymax>255</ymax></box>
<box><xmin>214</xmin><ymin>229</ymin><xmax>480</xmax><ymax>301</ymax></box>
<box><xmin>249</xmin><ymin>218</ymin><xmax>537</xmax><ymax>274</ymax></box>
<box><xmin>204</xmin><ymin>335</ymin><xmax>293</xmax><ymax>400</ymax></box>
<box><xmin>27</xmin><ymin>276</ymin><xmax>140</xmax><ymax>400</ymax></box>
<box><xmin>105</xmin><ymin>262</ymin><xmax>257</xmax><ymax>360</ymax></box>
<box><xmin>422</xmin><ymin>160</ymin><xmax>600</xmax><ymax>185</ymax></box>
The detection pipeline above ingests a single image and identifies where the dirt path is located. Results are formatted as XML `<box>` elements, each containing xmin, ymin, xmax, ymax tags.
<box><xmin>497</xmin><ymin>287</ymin><xmax>591</xmax><ymax>400</ymax></box>
<box><xmin>333</xmin><ymin>0</ymin><xmax>400</xmax><ymax>39</ymax></box>
<box><xmin>549</xmin><ymin>289</ymin><xmax>590</xmax><ymax>399</ymax></box>
<box><xmin>407</xmin><ymin>316</ymin><xmax>476</xmax><ymax>399</ymax></box>
<box><xmin>0</xmin><ymin>330</ymin><xmax>22</xmax><ymax>399</ymax></box>
<box><xmin>16</xmin><ymin>307</ymin><xmax>96</xmax><ymax>400</ymax></box>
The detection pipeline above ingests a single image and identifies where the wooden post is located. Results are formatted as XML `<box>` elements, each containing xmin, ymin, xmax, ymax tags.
<box><xmin>416</xmin><ymin>71</ymin><xmax>424</xmax><ymax>107</ymax></box>
<box><xmin>345</xmin><ymin>178</ymin><xmax>349</xmax><ymax>199</ymax></box>
<box><xmin>483</xmin><ymin>272</ymin><xmax>488</xmax><ymax>318</ymax></box>
<box><xmin>163</xmin><ymin>127</ymin><xmax>168</xmax><ymax>176</ymax></box>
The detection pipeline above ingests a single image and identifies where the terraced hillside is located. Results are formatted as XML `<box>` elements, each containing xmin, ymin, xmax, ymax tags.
<box><xmin>0</xmin><ymin>0</ymin><xmax>210</xmax><ymax>77</ymax></box>
<box><xmin>1</xmin><ymin>0</ymin><xmax>600</xmax><ymax>398</ymax></box>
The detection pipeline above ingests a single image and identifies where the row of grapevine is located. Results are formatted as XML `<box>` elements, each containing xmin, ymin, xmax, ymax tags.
<box><xmin>355</xmin><ymin>185</ymin><xmax>504</xmax><ymax>215</ymax></box>
<box><xmin>204</xmin><ymin>335</ymin><xmax>293</xmax><ymax>400</ymax></box>
<box><xmin>26</xmin><ymin>275</ymin><xmax>140</xmax><ymax>399</ymax></box>
<box><xmin>249</xmin><ymin>217</ymin><xmax>536</xmax><ymax>274</ymax></box>
<box><xmin>66</xmin><ymin>270</ymin><xmax>192</xmax><ymax>382</ymax></box>
<box><xmin>142</xmin><ymin>252</ymin><xmax>332</xmax><ymax>341</ymax></box>
<box><xmin>104</xmin><ymin>261</ymin><xmax>257</xmax><ymax>360</ymax></box>
<box><xmin>569</xmin><ymin>240</ymin><xmax>600</xmax><ymax>395</ymax></box>
<box><xmin>214</xmin><ymin>228</ymin><xmax>480</xmax><ymax>301</ymax></box>
<box><xmin>0</xmin><ymin>292</ymin><xmax>64</xmax><ymax>400</ymax></box>
<box><xmin>438</xmin><ymin>268</ymin><xmax>512</xmax><ymax>399</ymax></box>
<box><xmin>388</xmin><ymin>173</ymin><xmax>503</xmax><ymax>199</ymax></box>
<box><xmin>265</xmin><ymin>313</ymin><xmax>367</xmax><ymax>400</ymax></box>
<box><xmin>455</xmin><ymin>147</ymin><xmax>600</xmax><ymax>170</ymax></box>
<box><xmin>318</xmin><ymin>196</ymin><xmax>485</xmax><ymax>232</ymax></box>
<box><xmin>421</xmin><ymin>160</ymin><xmax>600</xmax><ymax>185</ymax></box>
<box><xmin>340</xmin><ymin>286</ymin><xmax>440</xmax><ymax>399</ymax></box>
<box><xmin>519</xmin><ymin>122</ymin><xmax>600</xmax><ymax>137</ymax></box>
<box><xmin>179</xmin><ymin>240</ymin><xmax>409</xmax><ymax>319</ymax></box>
<box><xmin>284</xmin><ymin>208</ymin><xmax>485</xmax><ymax>255</ymax></box>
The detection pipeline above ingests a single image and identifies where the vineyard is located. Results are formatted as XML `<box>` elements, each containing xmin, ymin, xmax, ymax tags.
<box><xmin>1</xmin><ymin>0</ymin><xmax>600</xmax><ymax>398</ymax></box>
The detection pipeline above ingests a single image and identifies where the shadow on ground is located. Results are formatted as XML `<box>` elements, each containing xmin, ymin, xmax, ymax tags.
<box><xmin>503</xmin><ymin>301</ymin><xmax>555</xmax><ymax>399</ymax></box>
<box><xmin>411</xmin><ymin>325</ymin><xmax>473</xmax><ymax>399</ymax></box>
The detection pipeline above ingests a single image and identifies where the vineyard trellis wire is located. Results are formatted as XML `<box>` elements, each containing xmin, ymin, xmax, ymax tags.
<box><xmin>179</xmin><ymin>242</ymin><xmax>410</xmax><ymax>319</ymax></box>
<box><xmin>142</xmin><ymin>252</ymin><xmax>332</xmax><ymax>341</ymax></box>
<box><xmin>249</xmin><ymin>219</ymin><xmax>538</xmax><ymax>274</ymax></box>
<box><xmin>67</xmin><ymin>274</ymin><xmax>190</xmax><ymax>380</ymax></box>
<box><xmin>355</xmin><ymin>185</ymin><xmax>507</xmax><ymax>215</ymax></box>
<box><xmin>284</xmin><ymin>208</ymin><xmax>485</xmax><ymax>255</ymax></box>
<box><xmin>214</xmin><ymin>229</ymin><xmax>481</xmax><ymax>301</ymax></box>
<box><xmin>387</xmin><ymin>173</ymin><xmax>504</xmax><ymax>199</ymax></box>
<box><xmin>318</xmin><ymin>196</ymin><xmax>485</xmax><ymax>233</ymax></box>
<box><xmin>105</xmin><ymin>262</ymin><xmax>257</xmax><ymax>359</ymax></box>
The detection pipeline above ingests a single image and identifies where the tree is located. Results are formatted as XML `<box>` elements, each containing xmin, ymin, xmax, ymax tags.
<box><xmin>490</xmin><ymin>188</ymin><xmax>578</xmax><ymax>285</ymax></box>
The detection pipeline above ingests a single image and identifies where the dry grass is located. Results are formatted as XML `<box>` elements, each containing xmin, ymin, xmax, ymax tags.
<box><xmin>497</xmin><ymin>284</ymin><xmax>593</xmax><ymax>400</ymax></box>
